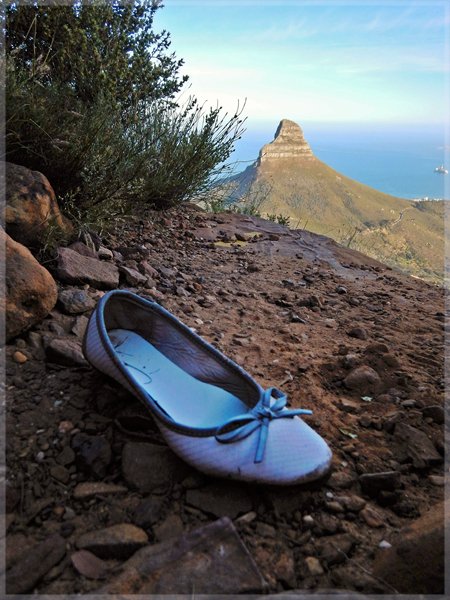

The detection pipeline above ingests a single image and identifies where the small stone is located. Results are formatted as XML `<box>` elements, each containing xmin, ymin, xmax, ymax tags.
<box><xmin>360</xmin><ymin>505</ymin><xmax>384</xmax><ymax>528</ymax></box>
<box><xmin>97</xmin><ymin>246</ymin><xmax>114</xmax><ymax>261</ymax></box>
<box><xmin>316</xmin><ymin>533</ymin><xmax>355</xmax><ymax>566</ymax></box>
<box><xmin>56</xmin><ymin>446</ymin><xmax>75</xmax><ymax>466</ymax></box>
<box><xmin>348</xmin><ymin>327</ymin><xmax>368</xmax><ymax>340</ymax></box>
<box><xmin>236</xmin><ymin>511</ymin><xmax>258</xmax><ymax>524</ymax></box>
<box><xmin>140</xmin><ymin>261</ymin><xmax>159</xmax><ymax>278</ymax></box>
<box><xmin>392</xmin><ymin>499</ymin><xmax>421</xmax><ymax>519</ymax></box>
<box><xmin>247</xmin><ymin>263</ymin><xmax>260</xmax><ymax>273</ymax></box>
<box><xmin>27</xmin><ymin>331</ymin><xmax>45</xmax><ymax>359</ymax></box>
<box><xmin>382</xmin><ymin>353</ymin><xmax>400</xmax><ymax>368</ymax></box>
<box><xmin>71</xmin><ymin>550</ymin><xmax>109</xmax><ymax>579</ymax></box>
<box><xmin>58</xmin><ymin>289</ymin><xmax>96</xmax><ymax>314</ymax></box>
<box><xmin>153</xmin><ymin>514</ymin><xmax>184</xmax><ymax>541</ymax></box>
<box><xmin>58</xmin><ymin>420</ymin><xmax>74</xmax><ymax>434</ymax></box>
<box><xmin>344</xmin><ymin>365</ymin><xmax>381</xmax><ymax>391</ymax></box>
<box><xmin>305</xmin><ymin>556</ymin><xmax>324</xmax><ymax>576</ymax></box>
<box><xmin>46</xmin><ymin>337</ymin><xmax>87</xmax><ymax>366</ymax></box>
<box><xmin>365</xmin><ymin>342</ymin><xmax>390</xmax><ymax>354</ymax></box>
<box><xmin>73</xmin><ymin>482</ymin><xmax>128</xmax><ymax>500</ymax></box>
<box><xmin>316</xmin><ymin>513</ymin><xmax>341</xmax><ymax>535</ymax></box>
<box><xmin>132</xmin><ymin>496</ymin><xmax>165</xmax><ymax>529</ymax></box>
<box><xmin>359</xmin><ymin>415</ymin><xmax>372</xmax><ymax>428</ymax></box>
<box><xmin>122</xmin><ymin>442</ymin><xmax>186</xmax><ymax>493</ymax></box>
<box><xmin>422</xmin><ymin>405</ymin><xmax>444</xmax><ymax>424</ymax></box>
<box><xmin>255</xmin><ymin>522</ymin><xmax>277</xmax><ymax>537</ymax></box>
<box><xmin>401</xmin><ymin>399</ymin><xmax>416</xmax><ymax>408</ymax></box>
<box><xmin>325</xmin><ymin>500</ymin><xmax>344</xmax><ymax>513</ymax></box>
<box><xmin>71</xmin><ymin>315</ymin><xmax>89</xmax><ymax>338</ymax></box>
<box><xmin>378</xmin><ymin>540</ymin><xmax>392</xmax><ymax>549</ymax></box>
<box><xmin>120</xmin><ymin>266</ymin><xmax>148</xmax><ymax>286</ymax></box>
<box><xmin>394</xmin><ymin>422</ymin><xmax>442</xmax><ymax>468</ymax></box>
<box><xmin>63</xmin><ymin>507</ymin><xmax>76</xmax><ymax>520</ymax></box>
<box><xmin>336</xmin><ymin>495</ymin><xmax>366</xmax><ymax>512</ymax></box>
<box><xmin>76</xmin><ymin>523</ymin><xmax>148</xmax><ymax>559</ymax></box>
<box><xmin>13</xmin><ymin>350</ymin><xmax>27</xmax><ymax>364</ymax></box>
<box><xmin>359</xmin><ymin>471</ymin><xmax>401</xmax><ymax>497</ymax></box>
<box><xmin>53</xmin><ymin>505</ymin><xmax>65</xmax><ymax>519</ymax></box>
<box><xmin>335</xmin><ymin>285</ymin><xmax>347</xmax><ymax>294</ymax></box>
<box><xmin>72</xmin><ymin>433</ymin><xmax>112</xmax><ymax>479</ymax></box>
<box><xmin>290</xmin><ymin>313</ymin><xmax>307</xmax><ymax>324</ymax></box>
<box><xmin>428</xmin><ymin>475</ymin><xmax>445</xmax><ymax>487</ymax></box>
<box><xmin>327</xmin><ymin>470</ymin><xmax>356</xmax><ymax>490</ymax></box>
<box><xmin>302</xmin><ymin>515</ymin><xmax>315</xmax><ymax>527</ymax></box>
<box><xmin>343</xmin><ymin>353</ymin><xmax>359</xmax><ymax>368</ymax></box>
<box><xmin>50</xmin><ymin>465</ymin><xmax>70</xmax><ymax>484</ymax></box>
<box><xmin>339</xmin><ymin>398</ymin><xmax>361</xmax><ymax>413</ymax></box>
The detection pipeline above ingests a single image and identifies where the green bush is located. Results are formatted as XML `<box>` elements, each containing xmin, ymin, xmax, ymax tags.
<box><xmin>5</xmin><ymin>1</ymin><xmax>245</xmax><ymax>222</ymax></box>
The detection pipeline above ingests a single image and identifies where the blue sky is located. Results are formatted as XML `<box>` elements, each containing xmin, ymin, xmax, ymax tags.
<box><xmin>156</xmin><ymin>0</ymin><xmax>449</xmax><ymax>126</ymax></box>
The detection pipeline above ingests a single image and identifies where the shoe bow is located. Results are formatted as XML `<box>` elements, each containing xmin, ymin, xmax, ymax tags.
<box><xmin>215</xmin><ymin>387</ymin><xmax>312</xmax><ymax>463</ymax></box>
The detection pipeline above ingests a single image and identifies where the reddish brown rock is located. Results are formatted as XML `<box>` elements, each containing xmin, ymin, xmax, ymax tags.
<box><xmin>46</xmin><ymin>337</ymin><xmax>87</xmax><ymax>366</ymax></box>
<box><xmin>373</xmin><ymin>500</ymin><xmax>447</xmax><ymax>593</ymax></box>
<box><xmin>344</xmin><ymin>365</ymin><xmax>381</xmax><ymax>392</ymax></box>
<box><xmin>56</xmin><ymin>247</ymin><xmax>119</xmax><ymax>289</ymax></box>
<box><xmin>5</xmin><ymin>162</ymin><xmax>72</xmax><ymax>247</ymax></box>
<box><xmin>120</xmin><ymin>265</ymin><xmax>148</xmax><ymax>286</ymax></box>
<box><xmin>76</xmin><ymin>524</ymin><xmax>148</xmax><ymax>559</ymax></box>
<box><xmin>122</xmin><ymin>442</ymin><xmax>187</xmax><ymax>493</ymax></box>
<box><xmin>4</xmin><ymin>228</ymin><xmax>57</xmax><ymax>341</ymax></box>
<box><xmin>394</xmin><ymin>422</ymin><xmax>442</xmax><ymax>468</ymax></box>
<box><xmin>6</xmin><ymin>534</ymin><xmax>66</xmax><ymax>594</ymax></box>
<box><xmin>73</xmin><ymin>482</ymin><xmax>127</xmax><ymax>500</ymax></box>
<box><xmin>99</xmin><ymin>517</ymin><xmax>267</xmax><ymax>594</ymax></box>
<box><xmin>71</xmin><ymin>550</ymin><xmax>109</xmax><ymax>580</ymax></box>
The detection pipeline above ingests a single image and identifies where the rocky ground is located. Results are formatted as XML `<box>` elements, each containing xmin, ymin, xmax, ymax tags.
<box><xmin>4</xmin><ymin>204</ymin><xmax>447</xmax><ymax>595</ymax></box>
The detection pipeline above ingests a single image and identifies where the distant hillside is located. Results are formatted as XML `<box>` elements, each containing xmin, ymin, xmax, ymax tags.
<box><xmin>224</xmin><ymin>119</ymin><xmax>444</xmax><ymax>283</ymax></box>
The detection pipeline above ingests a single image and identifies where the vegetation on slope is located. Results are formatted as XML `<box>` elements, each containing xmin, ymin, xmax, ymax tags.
<box><xmin>227</xmin><ymin>157</ymin><xmax>444</xmax><ymax>283</ymax></box>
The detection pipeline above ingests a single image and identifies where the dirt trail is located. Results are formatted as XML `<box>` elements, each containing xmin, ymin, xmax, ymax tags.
<box><xmin>5</xmin><ymin>205</ymin><xmax>446</xmax><ymax>594</ymax></box>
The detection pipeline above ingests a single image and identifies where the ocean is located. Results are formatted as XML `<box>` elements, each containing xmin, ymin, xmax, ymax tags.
<box><xmin>228</xmin><ymin>122</ymin><xmax>449</xmax><ymax>201</ymax></box>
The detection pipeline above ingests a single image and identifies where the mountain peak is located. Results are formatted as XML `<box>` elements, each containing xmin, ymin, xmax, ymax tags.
<box><xmin>258</xmin><ymin>118</ymin><xmax>314</xmax><ymax>164</ymax></box>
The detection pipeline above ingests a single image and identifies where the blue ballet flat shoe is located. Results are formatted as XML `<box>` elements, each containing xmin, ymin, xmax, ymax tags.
<box><xmin>83</xmin><ymin>290</ymin><xmax>332</xmax><ymax>485</ymax></box>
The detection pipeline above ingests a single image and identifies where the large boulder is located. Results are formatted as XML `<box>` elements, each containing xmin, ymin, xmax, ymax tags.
<box><xmin>3</xmin><ymin>228</ymin><xmax>58</xmax><ymax>341</ymax></box>
<box><xmin>372</xmin><ymin>499</ymin><xmax>448</xmax><ymax>593</ymax></box>
<box><xmin>5</xmin><ymin>162</ymin><xmax>72</xmax><ymax>248</ymax></box>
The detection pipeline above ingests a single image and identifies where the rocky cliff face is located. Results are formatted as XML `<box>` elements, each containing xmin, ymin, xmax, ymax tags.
<box><xmin>257</xmin><ymin>118</ymin><xmax>314</xmax><ymax>164</ymax></box>
<box><xmin>228</xmin><ymin>119</ymin><xmax>444</xmax><ymax>284</ymax></box>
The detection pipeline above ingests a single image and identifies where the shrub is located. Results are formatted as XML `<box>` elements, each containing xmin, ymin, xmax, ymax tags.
<box><xmin>5</xmin><ymin>1</ymin><xmax>246</xmax><ymax>222</ymax></box>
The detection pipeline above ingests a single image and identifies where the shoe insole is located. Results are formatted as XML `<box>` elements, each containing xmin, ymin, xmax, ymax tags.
<box><xmin>109</xmin><ymin>329</ymin><xmax>248</xmax><ymax>428</ymax></box>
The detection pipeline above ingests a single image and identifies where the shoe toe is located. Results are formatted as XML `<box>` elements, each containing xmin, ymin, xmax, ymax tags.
<box><xmin>161</xmin><ymin>417</ymin><xmax>332</xmax><ymax>486</ymax></box>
